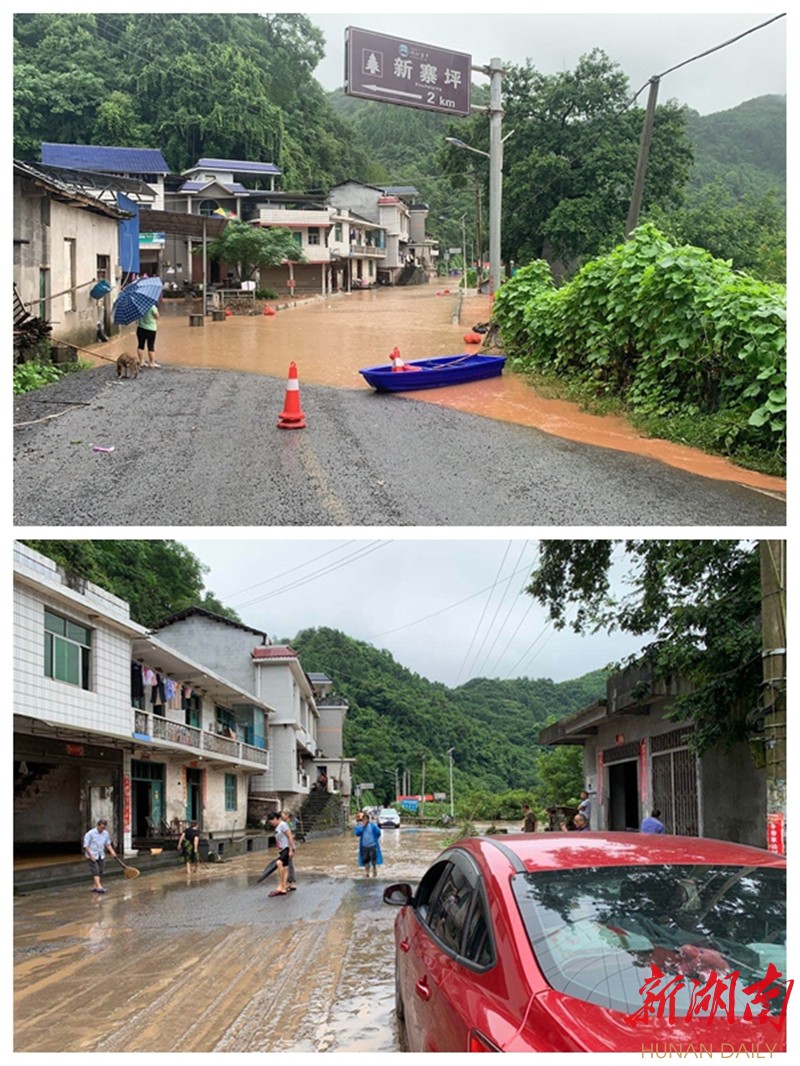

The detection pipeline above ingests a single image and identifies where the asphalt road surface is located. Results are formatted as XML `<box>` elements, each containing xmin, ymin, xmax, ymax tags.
<box><xmin>14</xmin><ymin>365</ymin><xmax>785</xmax><ymax>526</ymax></box>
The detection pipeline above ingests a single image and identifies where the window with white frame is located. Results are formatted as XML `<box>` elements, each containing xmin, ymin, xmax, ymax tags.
<box><xmin>44</xmin><ymin>608</ymin><xmax>91</xmax><ymax>689</ymax></box>
<box><xmin>307</xmin><ymin>227</ymin><xmax>320</xmax><ymax>245</ymax></box>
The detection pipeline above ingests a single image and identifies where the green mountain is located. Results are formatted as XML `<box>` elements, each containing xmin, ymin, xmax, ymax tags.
<box><xmin>290</xmin><ymin>626</ymin><xmax>607</xmax><ymax>805</ymax></box>
<box><xmin>685</xmin><ymin>95</ymin><xmax>786</xmax><ymax>197</ymax></box>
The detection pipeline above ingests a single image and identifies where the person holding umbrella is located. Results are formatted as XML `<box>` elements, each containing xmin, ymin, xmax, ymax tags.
<box><xmin>136</xmin><ymin>301</ymin><xmax>160</xmax><ymax>369</ymax></box>
<box><xmin>111</xmin><ymin>275</ymin><xmax>163</xmax><ymax>368</ymax></box>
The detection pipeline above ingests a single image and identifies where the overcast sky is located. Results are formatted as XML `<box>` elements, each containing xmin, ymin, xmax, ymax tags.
<box><xmin>304</xmin><ymin>5</ymin><xmax>786</xmax><ymax>116</ymax></box>
<box><xmin>181</xmin><ymin>537</ymin><xmax>650</xmax><ymax>688</ymax></box>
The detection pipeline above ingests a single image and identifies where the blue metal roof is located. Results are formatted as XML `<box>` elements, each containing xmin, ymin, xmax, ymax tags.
<box><xmin>41</xmin><ymin>143</ymin><xmax>170</xmax><ymax>174</ymax></box>
<box><xmin>193</xmin><ymin>158</ymin><xmax>281</xmax><ymax>175</ymax></box>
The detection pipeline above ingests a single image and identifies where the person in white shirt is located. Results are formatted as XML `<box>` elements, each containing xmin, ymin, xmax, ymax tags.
<box><xmin>83</xmin><ymin>818</ymin><xmax>117</xmax><ymax>894</ymax></box>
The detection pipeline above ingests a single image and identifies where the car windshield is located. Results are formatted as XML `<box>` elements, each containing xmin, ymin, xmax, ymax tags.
<box><xmin>512</xmin><ymin>864</ymin><xmax>786</xmax><ymax>1017</ymax></box>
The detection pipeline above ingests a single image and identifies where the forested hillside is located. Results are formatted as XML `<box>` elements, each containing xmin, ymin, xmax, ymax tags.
<box><xmin>290</xmin><ymin>627</ymin><xmax>607</xmax><ymax>805</ymax></box>
<box><xmin>14</xmin><ymin>14</ymin><xmax>785</xmax><ymax>278</ymax></box>
<box><xmin>686</xmin><ymin>95</ymin><xmax>785</xmax><ymax>192</ymax></box>
<box><xmin>13</xmin><ymin>12</ymin><xmax>377</xmax><ymax>189</ymax></box>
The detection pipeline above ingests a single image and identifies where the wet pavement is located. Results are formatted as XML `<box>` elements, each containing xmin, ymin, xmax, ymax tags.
<box><xmin>14</xmin><ymin>285</ymin><xmax>785</xmax><ymax>525</ymax></box>
<box><xmin>87</xmin><ymin>285</ymin><xmax>785</xmax><ymax>495</ymax></box>
<box><xmin>13</xmin><ymin>826</ymin><xmax>456</xmax><ymax>1053</ymax></box>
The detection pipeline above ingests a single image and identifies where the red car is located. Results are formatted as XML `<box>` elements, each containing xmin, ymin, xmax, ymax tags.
<box><xmin>383</xmin><ymin>833</ymin><xmax>786</xmax><ymax>1052</ymax></box>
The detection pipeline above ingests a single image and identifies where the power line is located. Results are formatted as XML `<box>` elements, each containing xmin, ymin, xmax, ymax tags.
<box><xmin>370</xmin><ymin>559</ymin><xmax>536</xmax><ymax>640</ymax></box>
<box><xmin>453</xmin><ymin>542</ymin><xmax>513</xmax><ymax>686</ymax></box>
<box><xmin>220</xmin><ymin>541</ymin><xmax>358</xmax><ymax>602</ymax></box>
<box><xmin>231</xmin><ymin>542</ymin><xmax>391</xmax><ymax>613</ymax></box>
<box><xmin>468</xmin><ymin>541</ymin><xmax>536</xmax><ymax>680</ymax></box>
<box><xmin>631</xmin><ymin>13</ymin><xmax>786</xmax><ymax>102</ymax></box>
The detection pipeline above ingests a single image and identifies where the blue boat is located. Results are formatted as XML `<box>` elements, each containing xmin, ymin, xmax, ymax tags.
<box><xmin>359</xmin><ymin>352</ymin><xmax>506</xmax><ymax>392</ymax></box>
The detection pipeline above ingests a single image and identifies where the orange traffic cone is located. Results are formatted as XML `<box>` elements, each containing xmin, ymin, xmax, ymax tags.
<box><xmin>277</xmin><ymin>362</ymin><xmax>306</xmax><ymax>429</ymax></box>
<box><xmin>263</xmin><ymin>305</ymin><xmax>276</xmax><ymax>316</ymax></box>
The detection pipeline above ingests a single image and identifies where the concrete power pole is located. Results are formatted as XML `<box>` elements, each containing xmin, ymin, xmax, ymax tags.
<box><xmin>760</xmin><ymin>540</ymin><xmax>786</xmax><ymax>853</ymax></box>
<box><xmin>625</xmin><ymin>76</ymin><xmax>661</xmax><ymax>239</ymax></box>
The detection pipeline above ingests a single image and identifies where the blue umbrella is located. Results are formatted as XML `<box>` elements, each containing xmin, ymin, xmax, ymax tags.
<box><xmin>112</xmin><ymin>276</ymin><xmax>163</xmax><ymax>325</ymax></box>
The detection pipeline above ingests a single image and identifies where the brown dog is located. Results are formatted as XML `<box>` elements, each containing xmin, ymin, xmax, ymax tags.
<box><xmin>116</xmin><ymin>352</ymin><xmax>139</xmax><ymax>380</ymax></box>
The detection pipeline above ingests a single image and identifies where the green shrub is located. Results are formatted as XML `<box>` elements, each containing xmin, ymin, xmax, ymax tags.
<box><xmin>492</xmin><ymin>224</ymin><xmax>786</xmax><ymax>473</ymax></box>
<box><xmin>13</xmin><ymin>361</ymin><xmax>61</xmax><ymax>394</ymax></box>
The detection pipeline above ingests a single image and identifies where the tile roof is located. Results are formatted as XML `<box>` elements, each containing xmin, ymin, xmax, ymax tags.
<box><xmin>252</xmin><ymin>646</ymin><xmax>297</xmax><ymax>659</ymax></box>
<box><xmin>150</xmin><ymin>605</ymin><xmax>267</xmax><ymax>637</ymax></box>
<box><xmin>41</xmin><ymin>143</ymin><xmax>170</xmax><ymax>174</ymax></box>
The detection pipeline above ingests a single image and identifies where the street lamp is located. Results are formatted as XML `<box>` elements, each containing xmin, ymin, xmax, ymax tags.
<box><xmin>445</xmin><ymin>55</ymin><xmax>515</xmax><ymax>297</ymax></box>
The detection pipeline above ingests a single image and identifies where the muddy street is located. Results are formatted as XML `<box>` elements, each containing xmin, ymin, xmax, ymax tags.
<box><xmin>14</xmin><ymin>827</ymin><xmax>454</xmax><ymax>1053</ymax></box>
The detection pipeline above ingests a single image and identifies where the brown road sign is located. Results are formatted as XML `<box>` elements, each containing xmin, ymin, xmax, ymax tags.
<box><xmin>345</xmin><ymin>26</ymin><xmax>472</xmax><ymax>116</ymax></box>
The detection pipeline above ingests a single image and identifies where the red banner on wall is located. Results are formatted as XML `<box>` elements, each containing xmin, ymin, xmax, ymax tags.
<box><xmin>123</xmin><ymin>772</ymin><xmax>131</xmax><ymax>833</ymax></box>
<box><xmin>766</xmin><ymin>811</ymin><xmax>785</xmax><ymax>854</ymax></box>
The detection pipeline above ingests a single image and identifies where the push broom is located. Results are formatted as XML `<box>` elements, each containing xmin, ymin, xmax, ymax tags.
<box><xmin>112</xmin><ymin>855</ymin><xmax>141</xmax><ymax>880</ymax></box>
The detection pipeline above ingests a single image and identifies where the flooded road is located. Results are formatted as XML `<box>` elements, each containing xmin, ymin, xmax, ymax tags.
<box><xmin>91</xmin><ymin>286</ymin><xmax>785</xmax><ymax>495</ymax></box>
<box><xmin>14</xmin><ymin>826</ymin><xmax>459</xmax><ymax>1053</ymax></box>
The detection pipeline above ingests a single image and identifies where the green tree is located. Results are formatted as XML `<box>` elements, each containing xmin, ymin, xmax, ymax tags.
<box><xmin>526</xmin><ymin>540</ymin><xmax>763</xmax><ymax>755</ymax></box>
<box><xmin>206</xmin><ymin>221</ymin><xmax>305</xmax><ymax>282</ymax></box>
<box><xmin>13</xmin><ymin>12</ymin><xmax>373</xmax><ymax>185</ymax></box>
<box><xmin>444</xmin><ymin>50</ymin><xmax>692</xmax><ymax>268</ymax></box>
<box><xmin>533</xmin><ymin>745</ymin><xmax>584</xmax><ymax>809</ymax></box>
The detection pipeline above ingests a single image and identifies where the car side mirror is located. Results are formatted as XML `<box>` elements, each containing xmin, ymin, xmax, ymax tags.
<box><xmin>383</xmin><ymin>883</ymin><xmax>413</xmax><ymax>907</ymax></box>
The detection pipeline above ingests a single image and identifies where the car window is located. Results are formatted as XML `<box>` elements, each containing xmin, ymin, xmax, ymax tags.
<box><xmin>426</xmin><ymin>864</ymin><xmax>475</xmax><ymax>954</ymax></box>
<box><xmin>414</xmin><ymin>860</ymin><xmax>453</xmax><ymax>923</ymax></box>
<box><xmin>512</xmin><ymin>864</ymin><xmax>786</xmax><ymax>1017</ymax></box>
<box><xmin>461</xmin><ymin>893</ymin><xmax>493</xmax><ymax>967</ymax></box>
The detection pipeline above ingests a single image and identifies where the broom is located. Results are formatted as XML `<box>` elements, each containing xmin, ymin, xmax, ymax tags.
<box><xmin>112</xmin><ymin>855</ymin><xmax>141</xmax><ymax>880</ymax></box>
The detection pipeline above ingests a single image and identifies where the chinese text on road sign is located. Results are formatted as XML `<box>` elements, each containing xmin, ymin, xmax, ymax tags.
<box><xmin>345</xmin><ymin>27</ymin><xmax>471</xmax><ymax>116</ymax></box>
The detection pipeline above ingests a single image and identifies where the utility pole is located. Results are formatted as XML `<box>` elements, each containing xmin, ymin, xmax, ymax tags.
<box><xmin>625</xmin><ymin>76</ymin><xmax>661</xmax><ymax>238</ymax></box>
<box><xmin>487</xmin><ymin>56</ymin><xmax>504</xmax><ymax>294</ymax></box>
<box><xmin>447</xmin><ymin>748</ymin><xmax>455</xmax><ymax>818</ymax></box>
<box><xmin>760</xmin><ymin>540</ymin><xmax>786</xmax><ymax>853</ymax></box>
<box><xmin>420</xmin><ymin>755</ymin><xmax>426</xmax><ymax>820</ymax></box>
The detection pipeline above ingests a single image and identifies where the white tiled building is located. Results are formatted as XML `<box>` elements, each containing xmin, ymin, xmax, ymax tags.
<box><xmin>14</xmin><ymin>543</ymin><xmax>275</xmax><ymax>858</ymax></box>
<box><xmin>150</xmin><ymin>609</ymin><xmax>352</xmax><ymax>816</ymax></box>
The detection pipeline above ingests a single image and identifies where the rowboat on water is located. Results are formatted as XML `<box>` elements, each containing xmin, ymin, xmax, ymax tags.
<box><xmin>359</xmin><ymin>351</ymin><xmax>506</xmax><ymax>392</ymax></box>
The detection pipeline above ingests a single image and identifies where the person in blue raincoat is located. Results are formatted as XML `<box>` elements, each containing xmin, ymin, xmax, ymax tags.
<box><xmin>354</xmin><ymin>811</ymin><xmax>383</xmax><ymax>877</ymax></box>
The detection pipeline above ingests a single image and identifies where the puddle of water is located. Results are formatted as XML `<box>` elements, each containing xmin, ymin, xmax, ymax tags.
<box><xmin>87</xmin><ymin>287</ymin><xmax>785</xmax><ymax>493</ymax></box>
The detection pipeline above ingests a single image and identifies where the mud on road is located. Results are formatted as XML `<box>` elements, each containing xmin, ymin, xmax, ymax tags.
<box><xmin>14</xmin><ymin>828</ymin><xmax>452</xmax><ymax>1053</ymax></box>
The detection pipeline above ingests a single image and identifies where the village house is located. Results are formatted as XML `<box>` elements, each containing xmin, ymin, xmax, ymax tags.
<box><xmin>538</xmin><ymin>657</ymin><xmax>766</xmax><ymax>848</ymax></box>
<box><xmin>13</xmin><ymin>544</ymin><xmax>350</xmax><ymax>889</ymax></box>
<box><xmin>148</xmin><ymin>608</ymin><xmax>352</xmax><ymax>821</ymax></box>
<box><xmin>21</xmin><ymin>146</ymin><xmax>438</xmax><ymax>304</ymax></box>
<box><xmin>13</xmin><ymin>159</ymin><xmax>130</xmax><ymax>350</ymax></box>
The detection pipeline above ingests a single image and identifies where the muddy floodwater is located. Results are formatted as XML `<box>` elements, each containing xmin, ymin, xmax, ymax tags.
<box><xmin>91</xmin><ymin>286</ymin><xmax>785</xmax><ymax>494</ymax></box>
<box><xmin>14</xmin><ymin>825</ymin><xmax>479</xmax><ymax>1053</ymax></box>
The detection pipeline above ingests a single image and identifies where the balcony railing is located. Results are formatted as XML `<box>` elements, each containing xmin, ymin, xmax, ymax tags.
<box><xmin>349</xmin><ymin>243</ymin><xmax>386</xmax><ymax>258</ymax></box>
<box><xmin>133</xmin><ymin>710</ymin><xmax>268</xmax><ymax>767</ymax></box>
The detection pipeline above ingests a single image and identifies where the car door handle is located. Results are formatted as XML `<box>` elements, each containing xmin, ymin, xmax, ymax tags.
<box><xmin>399</xmin><ymin>938</ymin><xmax>410</xmax><ymax>953</ymax></box>
<box><xmin>415</xmin><ymin>977</ymin><xmax>432</xmax><ymax>1001</ymax></box>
